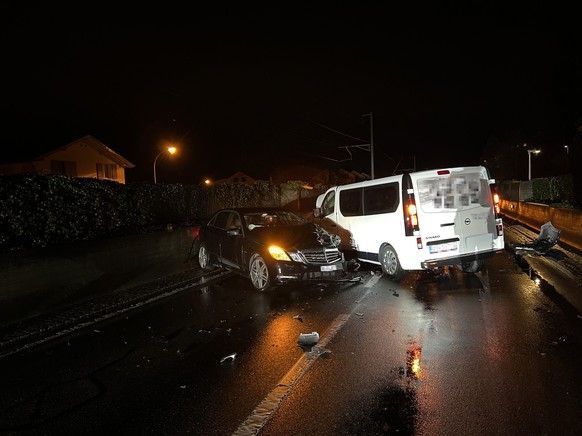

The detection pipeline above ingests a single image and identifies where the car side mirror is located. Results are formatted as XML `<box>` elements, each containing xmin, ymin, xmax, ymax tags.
<box><xmin>313</xmin><ymin>208</ymin><xmax>321</xmax><ymax>218</ymax></box>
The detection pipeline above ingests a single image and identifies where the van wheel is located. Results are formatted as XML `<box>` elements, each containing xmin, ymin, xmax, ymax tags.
<box><xmin>249</xmin><ymin>253</ymin><xmax>271</xmax><ymax>291</ymax></box>
<box><xmin>458</xmin><ymin>259</ymin><xmax>485</xmax><ymax>273</ymax></box>
<box><xmin>198</xmin><ymin>242</ymin><xmax>214</xmax><ymax>271</ymax></box>
<box><xmin>380</xmin><ymin>244</ymin><xmax>405</xmax><ymax>281</ymax></box>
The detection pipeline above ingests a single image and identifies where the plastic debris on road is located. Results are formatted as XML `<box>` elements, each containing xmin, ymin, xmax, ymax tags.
<box><xmin>508</xmin><ymin>221</ymin><xmax>561</xmax><ymax>255</ymax></box>
<box><xmin>298</xmin><ymin>332</ymin><xmax>320</xmax><ymax>346</ymax></box>
<box><xmin>220</xmin><ymin>352</ymin><xmax>237</xmax><ymax>364</ymax></box>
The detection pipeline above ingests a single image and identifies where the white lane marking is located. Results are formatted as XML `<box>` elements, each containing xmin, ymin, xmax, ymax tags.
<box><xmin>364</xmin><ymin>273</ymin><xmax>382</xmax><ymax>288</ymax></box>
<box><xmin>232</xmin><ymin>313</ymin><xmax>350</xmax><ymax>436</ymax></box>
<box><xmin>233</xmin><ymin>277</ymin><xmax>381</xmax><ymax>436</ymax></box>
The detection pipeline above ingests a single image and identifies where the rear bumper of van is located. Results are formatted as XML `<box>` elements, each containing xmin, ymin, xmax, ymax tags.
<box><xmin>421</xmin><ymin>249</ymin><xmax>504</xmax><ymax>269</ymax></box>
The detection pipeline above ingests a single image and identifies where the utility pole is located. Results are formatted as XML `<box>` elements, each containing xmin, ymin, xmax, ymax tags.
<box><xmin>363</xmin><ymin>112</ymin><xmax>374</xmax><ymax>179</ymax></box>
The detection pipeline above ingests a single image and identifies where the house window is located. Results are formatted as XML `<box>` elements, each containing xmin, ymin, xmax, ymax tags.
<box><xmin>51</xmin><ymin>160</ymin><xmax>77</xmax><ymax>176</ymax></box>
<box><xmin>96</xmin><ymin>163</ymin><xmax>118</xmax><ymax>180</ymax></box>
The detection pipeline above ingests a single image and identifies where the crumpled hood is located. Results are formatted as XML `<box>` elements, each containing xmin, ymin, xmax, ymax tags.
<box><xmin>249</xmin><ymin>223</ymin><xmax>340</xmax><ymax>251</ymax></box>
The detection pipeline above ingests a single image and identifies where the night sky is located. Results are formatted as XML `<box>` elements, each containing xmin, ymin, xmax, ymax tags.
<box><xmin>2</xmin><ymin>3</ymin><xmax>580</xmax><ymax>184</ymax></box>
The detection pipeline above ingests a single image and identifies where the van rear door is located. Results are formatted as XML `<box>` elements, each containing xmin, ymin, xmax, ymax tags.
<box><xmin>411</xmin><ymin>167</ymin><xmax>496</xmax><ymax>257</ymax></box>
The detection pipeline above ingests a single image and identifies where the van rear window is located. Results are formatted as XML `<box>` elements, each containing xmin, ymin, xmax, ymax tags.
<box><xmin>417</xmin><ymin>173</ymin><xmax>491</xmax><ymax>211</ymax></box>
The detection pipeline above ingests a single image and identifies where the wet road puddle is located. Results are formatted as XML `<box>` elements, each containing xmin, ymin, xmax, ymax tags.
<box><xmin>516</xmin><ymin>255</ymin><xmax>580</xmax><ymax>319</ymax></box>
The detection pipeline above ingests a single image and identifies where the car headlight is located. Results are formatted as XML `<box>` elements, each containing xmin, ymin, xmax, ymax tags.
<box><xmin>268</xmin><ymin>246</ymin><xmax>291</xmax><ymax>261</ymax></box>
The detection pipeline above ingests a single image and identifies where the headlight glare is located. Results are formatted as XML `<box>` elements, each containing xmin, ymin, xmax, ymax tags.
<box><xmin>268</xmin><ymin>246</ymin><xmax>291</xmax><ymax>261</ymax></box>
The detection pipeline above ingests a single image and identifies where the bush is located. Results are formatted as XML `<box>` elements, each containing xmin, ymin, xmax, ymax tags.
<box><xmin>0</xmin><ymin>175</ymin><xmax>311</xmax><ymax>252</ymax></box>
<box><xmin>532</xmin><ymin>173</ymin><xmax>575</xmax><ymax>206</ymax></box>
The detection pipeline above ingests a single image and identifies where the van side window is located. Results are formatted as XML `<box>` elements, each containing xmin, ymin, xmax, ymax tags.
<box><xmin>321</xmin><ymin>191</ymin><xmax>335</xmax><ymax>216</ymax></box>
<box><xmin>340</xmin><ymin>188</ymin><xmax>363</xmax><ymax>216</ymax></box>
<box><xmin>364</xmin><ymin>183</ymin><xmax>399</xmax><ymax>215</ymax></box>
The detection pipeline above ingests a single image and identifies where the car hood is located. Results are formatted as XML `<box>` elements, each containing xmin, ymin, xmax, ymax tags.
<box><xmin>249</xmin><ymin>223</ymin><xmax>340</xmax><ymax>251</ymax></box>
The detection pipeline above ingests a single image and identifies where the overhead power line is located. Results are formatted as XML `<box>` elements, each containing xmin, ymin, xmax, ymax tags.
<box><xmin>306</xmin><ymin>119</ymin><xmax>368</xmax><ymax>143</ymax></box>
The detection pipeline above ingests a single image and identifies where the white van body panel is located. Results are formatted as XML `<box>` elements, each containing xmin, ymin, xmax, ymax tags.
<box><xmin>315</xmin><ymin>166</ymin><xmax>504</xmax><ymax>274</ymax></box>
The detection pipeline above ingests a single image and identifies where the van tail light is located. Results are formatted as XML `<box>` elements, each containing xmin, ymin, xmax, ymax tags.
<box><xmin>490</xmin><ymin>185</ymin><xmax>501</xmax><ymax>217</ymax></box>
<box><xmin>490</xmin><ymin>184</ymin><xmax>503</xmax><ymax>236</ymax></box>
<box><xmin>404</xmin><ymin>198</ymin><xmax>420</xmax><ymax>236</ymax></box>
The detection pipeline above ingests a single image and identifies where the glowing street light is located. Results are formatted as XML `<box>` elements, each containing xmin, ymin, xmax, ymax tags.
<box><xmin>527</xmin><ymin>149</ymin><xmax>540</xmax><ymax>180</ymax></box>
<box><xmin>153</xmin><ymin>146</ymin><xmax>177</xmax><ymax>184</ymax></box>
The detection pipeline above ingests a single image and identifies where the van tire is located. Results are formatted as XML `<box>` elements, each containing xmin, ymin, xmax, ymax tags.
<box><xmin>380</xmin><ymin>244</ymin><xmax>405</xmax><ymax>281</ymax></box>
<box><xmin>458</xmin><ymin>259</ymin><xmax>485</xmax><ymax>273</ymax></box>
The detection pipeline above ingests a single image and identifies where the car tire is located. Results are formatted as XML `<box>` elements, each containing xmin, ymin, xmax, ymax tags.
<box><xmin>458</xmin><ymin>259</ymin><xmax>485</xmax><ymax>273</ymax></box>
<box><xmin>379</xmin><ymin>244</ymin><xmax>405</xmax><ymax>281</ymax></box>
<box><xmin>249</xmin><ymin>253</ymin><xmax>271</xmax><ymax>291</ymax></box>
<box><xmin>198</xmin><ymin>242</ymin><xmax>214</xmax><ymax>271</ymax></box>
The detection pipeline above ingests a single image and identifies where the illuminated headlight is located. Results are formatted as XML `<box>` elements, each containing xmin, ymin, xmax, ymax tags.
<box><xmin>268</xmin><ymin>246</ymin><xmax>291</xmax><ymax>261</ymax></box>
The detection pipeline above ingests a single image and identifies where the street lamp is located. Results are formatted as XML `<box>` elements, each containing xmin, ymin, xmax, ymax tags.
<box><xmin>153</xmin><ymin>146</ymin><xmax>177</xmax><ymax>184</ymax></box>
<box><xmin>527</xmin><ymin>149</ymin><xmax>540</xmax><ymax>180</ymax></box>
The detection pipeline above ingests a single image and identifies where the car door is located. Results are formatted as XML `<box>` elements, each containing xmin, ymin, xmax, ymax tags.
<box><xmin>205</xmin><ymin>211</ymin><xmax>229</xmax><ymax>260</ymax></box>
<box><xmin>218</xmin><ymin>211</ymin><xmax>244</xmax><ymax>270</ymax></box>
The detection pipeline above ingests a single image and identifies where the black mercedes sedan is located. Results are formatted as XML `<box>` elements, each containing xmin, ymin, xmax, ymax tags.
<box><xmin>197</xmin><ymin>207</ymin><xmax>348</xmax><ymax>291</ymax></box>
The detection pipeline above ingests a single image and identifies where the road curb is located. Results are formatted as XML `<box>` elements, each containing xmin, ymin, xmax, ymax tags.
<box><xmin>0</xmin><ymin>267</ymin><xmax>231</xmax><ymax>359</ymax></box>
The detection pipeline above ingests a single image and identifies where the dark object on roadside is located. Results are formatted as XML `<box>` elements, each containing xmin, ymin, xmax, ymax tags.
<box><xmin>196</xmin><ymin>207</ymin><xmax>354</xmax><ymax>291</ymax></box>
<box><xmin>510</xmin><ymin>221</ymin><xmax>561</xmax><ymax>255</ymax></box>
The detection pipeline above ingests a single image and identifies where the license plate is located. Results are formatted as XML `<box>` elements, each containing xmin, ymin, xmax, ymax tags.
<box><xmin>320</xmin><ymin>264</ymin><xmax>339</xmax><ymax>272</ymax></box>
<box><xmin>428</xmin><ymin>241</ymin><xmax>459</xmax><ymax>254</ymax></box>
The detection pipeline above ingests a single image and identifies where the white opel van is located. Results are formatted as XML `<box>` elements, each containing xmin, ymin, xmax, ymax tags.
<box><xmin>314</xmin><ymin>166</ymin><xmax>504</xmax><ymax>280</ymax></box>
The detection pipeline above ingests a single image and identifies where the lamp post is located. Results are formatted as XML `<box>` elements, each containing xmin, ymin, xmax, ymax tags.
<box><xmin>153</xmin><ymin>147</ymin><xmax>177</xmax><ymax>184</ymax></box>
<box><xmin>527</xmin><ymin>149</ymin><xmax>540</xmax><ymax>180</ymax></box>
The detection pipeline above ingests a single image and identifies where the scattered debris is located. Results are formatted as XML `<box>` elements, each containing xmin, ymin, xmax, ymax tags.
<box><xmin>180</xmin><ymin>385</ymin><xmax>187</xmax><ymax>389</ymax></box>
<box><xmin>293</xmin><ymin>315</ymin><xmax>304</xmax><ymax>322</ymax></box>
<box><xmin>93</xmin><ymin>329</ymin><xmax>100</xmax><ymax>333</ymax></box>
<box><xmin>392</xmin><ymin>290</ymin><xmax>399</xmax><ymax>297</ymax></box>
<box><xmin>307</xmin><ymin>346</ymin><xmax>332</xmax><ymax>359</ymax></box>
<box><xmin>298</xmin><ymin>332</ymin><xmax>320</xmax><ymax>346</ymax></box>
<box><xmin>509</xmin><ymin>221</ymin><xmax>561</xmax><ymax>255</ymax></box>
<box><xmin>220</xmin><ymin>352</ymin><xmax>237</xmax><ymax>364</ymax></box>
<box><xmin>356</xmin><ymin>312</ymin><xmax>364</xmax><ymax>317</ymax></box>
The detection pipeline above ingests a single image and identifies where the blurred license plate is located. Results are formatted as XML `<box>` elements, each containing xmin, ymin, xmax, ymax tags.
<box><xmin>429</xmin><ymin>241</ymin><xmax>458</xmax><ymax>254</ymax></box>
<box><xmin>320</xmin><ymin>264</ymin><xmax>339</xmax><ymax>271</ymax></box>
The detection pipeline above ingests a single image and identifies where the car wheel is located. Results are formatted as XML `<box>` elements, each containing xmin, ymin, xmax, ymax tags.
<box><xmin>458</xmin><ymin>259</ymin><xmax>485</xmax><ymax>273</ymax></box>
<box><xmin>379</xmin><ymin>244</ymin><xmax>405</xmax><ymax>281</ymax></box>
<box><xmin>198</xmin><ymin>242</ymin><xmax>214</xmax><ymax>271</ymax></box>
<box><xmin>249</xmin><ymin>253</ymin><xmax>271</xmax><ymax>291</ymax></box>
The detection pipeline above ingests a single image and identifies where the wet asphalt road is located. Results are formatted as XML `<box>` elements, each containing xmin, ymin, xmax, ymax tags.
<box><xmin>1</xmin><ymin>226</ymin><xmax>582</xmax><ymax>435</ymax></box>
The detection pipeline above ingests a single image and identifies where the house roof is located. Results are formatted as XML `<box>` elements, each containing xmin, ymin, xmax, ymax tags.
<box><xmin>214</xmin><ymin>171</ymin><xmax>257</xmax><ymax>184</ymax></box>
<box><xmin>35</xmin><ymin>135</ymin><xmax>136</xmax><ymax>168</ymax></box>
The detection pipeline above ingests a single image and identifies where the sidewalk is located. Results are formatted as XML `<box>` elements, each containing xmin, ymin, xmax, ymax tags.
<box><xmin>0</xmin><ymin>262</ymin><xmax>231</xmax><ymax>359</ymax></box>
<box><xmin>503</xmin><ymin>220</ymin><xmax>582</xmax><ymax>317</ymax></box>
<box><xmin>0</xmin><ymin>228</ymin><xmax>230</xmax><ymax>358</ymax></box>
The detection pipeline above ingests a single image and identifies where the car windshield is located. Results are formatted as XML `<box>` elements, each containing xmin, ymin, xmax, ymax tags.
<box><xmin>244</xmin><ymin>211</ymin><xmax>306</xmax><ymax>230</ymax></box>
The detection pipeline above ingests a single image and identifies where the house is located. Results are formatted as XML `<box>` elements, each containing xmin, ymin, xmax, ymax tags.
<box><xmin>213</xmin><ymin>171</ymin><xmax>257</xmax><ymax>185</ymax></box>
<box><xmin>270</xmin><ymin>164</ymin><xmax>330</xmax><ymax>186</ymax></box>
<box><xmin>0</xmin><ymin>135</ymin><xmax>135</xmax><ymax>184</ymax></box>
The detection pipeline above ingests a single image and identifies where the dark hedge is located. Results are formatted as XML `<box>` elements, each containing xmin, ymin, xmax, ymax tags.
<box><xmin>0</xmin><ymin>175</ymin><xmax>317</xmax><ymax>252</ymax></box>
